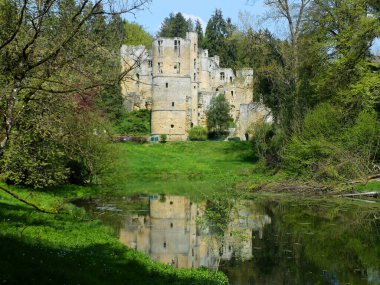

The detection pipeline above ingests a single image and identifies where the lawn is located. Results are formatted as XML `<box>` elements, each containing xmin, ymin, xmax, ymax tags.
<box><xmin>102</xmin><ymin>141</ymin><xmax>277</xmax><ymax>199</ymax></box>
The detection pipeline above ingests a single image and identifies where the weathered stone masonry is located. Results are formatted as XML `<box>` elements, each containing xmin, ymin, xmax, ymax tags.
<box><xmin>121</xmin><ymin>32</ymin><xmax>270</xmax><ymax>141</ymax></box>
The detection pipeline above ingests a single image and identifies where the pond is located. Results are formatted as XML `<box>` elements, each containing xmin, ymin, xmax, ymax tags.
<box><xmin>75</xmin><ymin>194</ymin><xmax>380</xmax><ymax>285</ymax></box>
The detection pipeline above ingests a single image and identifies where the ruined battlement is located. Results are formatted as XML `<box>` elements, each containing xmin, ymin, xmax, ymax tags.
<box><xmin>121</xmin><ymin>32</ymin><xmax>270</xmax><ymax>141</ymax></box>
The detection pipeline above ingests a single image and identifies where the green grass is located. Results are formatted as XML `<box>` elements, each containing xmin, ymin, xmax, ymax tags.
<box><xmin>0</xmin><ymin>185</ymin><xmax>227</xmax><ymax>285</ymax></box>
<box><xmin>102</xmin><ymin>141</ymin><xmax>279</xmax><ymax>199</ymax></box>
<box><xmin>2</xmin><ymin>141</ymin><xmax>276</xmax><ymax>285</ymax></box>
<box><xmin>353</xmin><ymin>180</ymin><xmax>380</xmax><ymax>192</ymax></box>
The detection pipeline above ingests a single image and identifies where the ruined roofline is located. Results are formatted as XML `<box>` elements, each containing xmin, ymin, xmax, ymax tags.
<box><xmin>153</xmin><ymin>31</ymin><xmax>198</xmax><ymax>41</ymax></box>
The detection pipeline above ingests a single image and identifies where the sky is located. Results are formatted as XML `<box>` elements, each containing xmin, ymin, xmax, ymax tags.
<box><xmin>124</xmin><ymin>0</ymin><xmax>380</xmax><ymax>54</ymax></box>
<box><xmin>124</xmin><ymin>0</ymin><xmax>267</xmax><ymax>35</ymax></box>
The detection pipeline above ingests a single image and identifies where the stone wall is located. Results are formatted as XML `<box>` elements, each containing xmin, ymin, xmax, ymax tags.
<box><xmin>121</xmin><ymin>32</ymin><xmax>270</xmax><ymax>141</ymax></box>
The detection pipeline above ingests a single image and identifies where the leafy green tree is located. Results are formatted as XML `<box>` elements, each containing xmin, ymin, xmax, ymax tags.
<box><xmin>0</xmin><ymin>0</ymin><xmax>150</xmax><ymax>188</ymax></box>
<box><xmin>123</xmin><ymin>21</ymin><xmax>152</xmax><ymax>48</ymax></box>
<box><xmin>206</xmin><ymin>94</ymin><xmax>232</xmax><ymax>133</ymax></box>
<box><xmin>157</xmin><ymin>12</ymin><xmax>193</xmax><ymax>38</ymax></box>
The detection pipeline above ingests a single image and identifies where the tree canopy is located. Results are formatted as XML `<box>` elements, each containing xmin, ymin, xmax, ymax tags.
<box><xmin>157</xmin><ymin>12</ymin><xmax>193</xmax><ymax>38</ymax></box>
<box><xmin>0</xmin><ymin>0</ymin><xmax>150</xmax><ymax>187</ymax></box>
<box><xmin>124</xmin><ymin>21</ymin><xmax>153</xmax><ymax>48</ymax></box>
<box><xmin>206</xmin><ymin>94</ymin><xmax>232</xmax><ymax>133</ymax></box>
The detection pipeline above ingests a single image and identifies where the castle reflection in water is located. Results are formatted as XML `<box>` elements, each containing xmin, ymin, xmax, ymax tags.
<box><xmin>118</xmin><ymin>196</ymin><xmax>271</xmax><ymax>269</ymax></box>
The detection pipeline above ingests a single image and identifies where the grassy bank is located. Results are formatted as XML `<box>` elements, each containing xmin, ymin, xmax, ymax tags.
<box><xmin>0</xmin><ymin>184</ymin><xmax>227</xmax><ymax>285</ymax></box>
<box><xmin>1</xmin><ymin>140</ymin><xmax>376</xmax><ymax>285</ymax></box>
<box><xmin>102</xmin><ymin>141</ymin><xmax>280</xmax><ymax>199</ymax></box>
<box><xmin>1</xmin><ymin>141</ymin><xmax>269</xmax><ymax>285</ymax></box>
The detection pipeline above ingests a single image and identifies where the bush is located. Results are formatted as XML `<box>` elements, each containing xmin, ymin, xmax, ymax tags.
<box><xmin>250</xmin><ymin>122</ymin><xmax>286</xmax><ymax>167</ymax></box>
<box><xmin>131</xmin><ymin>136</ymin><xmax>148</xmax><ymax>143</ymax></box>
<box><xmin>160</xmin><ymin>134</ymin><xmax>167</xmax><ymax>143</ymax></box>
<box><xmin>228</xmin><ymin>137</ymin><xmax>240</xmax><ymax>142</ymax></box>
<box><xmin>282</xmin><ymin>105</ymin><xmax>380</xmax><ymax>181</ymax></box>
<box><xmin>1</xmin><ymin>109</ymin><xmax>111</xmax><ymax>188</ymax></box>
<box><xmin>115</xmin><ymin>110</ymin><xmax>150</xmax><ymax>135</ymax></box>
<box><xmin>207</xmin><ymin>131</ymin><xmax>229</xmax><ymax>141</ymax></box>
<box><xmin>188</xmin><ymin>126</ymin><xmax>208</xmax><ymax>141</ymax></box>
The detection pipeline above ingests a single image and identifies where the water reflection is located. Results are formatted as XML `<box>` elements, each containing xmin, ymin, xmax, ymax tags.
<box><xmin>78</xmin><ymin>195</ymin><xmax>380</xmax><ymax>285</ymax></box>
<box><xmin>118</xmin><ymin>196</ymin><xmax>271</xmax><ymax>269</ymax></box>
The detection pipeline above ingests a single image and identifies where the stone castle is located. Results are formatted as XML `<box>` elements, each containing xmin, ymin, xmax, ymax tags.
<box><xmin>121</xmin><ymin>32</ymin><xmax>270</xmax><ymax>141</ymax></box>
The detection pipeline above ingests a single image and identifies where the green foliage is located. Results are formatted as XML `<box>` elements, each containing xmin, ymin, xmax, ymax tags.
<box><xmin>282</xmin><ymin>104</ymin><xmax>380</xmax><ymax>180</ymax></box>
<box><xmin>0</xmin><ymin>0</ymin><xmax>130</xmax><ymax>188</ymax></box>
<box><xmin>195</xmin><ymin>19</ymin><xmax>204</xmax><ymax>48</ymax></box>
<box><xmin>123</xmin><ymin>21</ymin><xmax>152</xmax><ymax>48</ymax></box>
<box><xmin>158</xmin><ymin>12</ymin><xmax>193</xmax><ymax>38</ymax></box>
<box><xmin>1</xmin><ymin>127</ymin><xmax>69</xmax><ymax>188</ymax></box>
<box><xmin>301</xmin><ymin>103</ymin><xmax>343</xmax><ymax>140</ymax></box>
<box><xmin>250</xmin><ymin>122</ymin><xmax>286</xmax><ymax>168</ymax></box>
<box><xmin>0</xmin><ymin>187</ymin><xmax>228</xmax><ymax>285</ymax></box>
<box><xmin>0</xmin><ymin>100</ymin><xmax>112</xmax><ymax>188</ymax></box>
<box><xmin>203</xmin><ymin>9</ymin><xmax>237</xmax><ymax>67</ymax></box>
<box><xmin>206</xmin><ymin>94</ymin><xmax>232</xmax><ymax>134</ymax></box>
<box><xmin>95</xmin><ymin>84</ymin><xmax>124</xmax><ymax>122</ymax></box>
<box><xmin>188</xmin><ymin>126</ymin><xmax>208</xmax><ymax>141</ymax></box>
<box><xmin>343</xmin><ymin>110</ymin><xmax>380</xmax><ymax>162</ymax></box>
<box><xmin>114</xmin><ymin>110</ymin><xmax>150</xmax><ymax>135</ymax></box>
<box><xmin>240</xmin><ymin>0</ymin><xmax>380</xmax><ymax>180</ymax></box>
<box><xmin>160</xmin><ymin>134</ymin><xmax>167</xmax><ymax>143</ymax></box>
<box><xmin>227</xmin><ymin>137</ymin><xmax>241</xmax><ymax>142</ymax></box>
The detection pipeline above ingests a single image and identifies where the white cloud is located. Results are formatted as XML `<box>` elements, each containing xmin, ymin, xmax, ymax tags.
<box><xmin>179</xmin><ymin>12</ymin><xmax>206</xmax><ymax>31</ymax></box>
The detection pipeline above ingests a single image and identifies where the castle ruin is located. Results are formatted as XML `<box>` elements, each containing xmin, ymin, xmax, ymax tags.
<box><xmin>121</xmin><ymin>32</ymin><xmax>270</xmax><ymax>141</ymax></box>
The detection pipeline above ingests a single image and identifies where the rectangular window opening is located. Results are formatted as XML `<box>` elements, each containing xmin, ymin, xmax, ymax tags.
<box><xmin>158</xmin><ymin>40</ymin><xmax>163</xmax><ymax>55</ymax></box>
<box><xmin>174</xmin><ymin>62</ymin><xmax>180</xmax><ymax>73</ymax></box>
<box><xmin>158</xmin><ymin>62</ymin><xmax>163</xmax><ymax>74</ymax></box>
<box><xmin>174</xmin><ymin>40</ymin><xmax>181</xmax><ymax>56</ymax></box>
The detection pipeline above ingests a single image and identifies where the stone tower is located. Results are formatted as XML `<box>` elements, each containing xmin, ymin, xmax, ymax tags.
<box><xmin>150</xmin><ymin>32</ymin><xmax>199</xmax><ymax>141</ymax></box>
<box><xmin>121</xmin><ymin>32</ymin><xmax>271</xmax><ymax>141</ymax></box>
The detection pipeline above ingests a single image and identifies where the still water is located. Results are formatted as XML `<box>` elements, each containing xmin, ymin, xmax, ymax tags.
<box><xmin>77</xmin><ymin>194</ymin><xmax>380</xmax><ymax>285</ymax></box>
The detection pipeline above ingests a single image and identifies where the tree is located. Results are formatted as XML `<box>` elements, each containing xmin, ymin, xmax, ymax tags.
<box><xmin>248</xmin><ymin>0</ymin><xmax>380</xmax><ymax>178</ymax></box>
<box><xmin>123</xmin><ymin>21</ymin><xmax>153</xmax><ymax>48</ymax></box>
<box><xmin>206</xmin><ymin>94</ymin><xmax>232</xmax><ymax>133</ymax></box>
<box><xmin>0</xmin><ymin>0</ymin><xmax>151</xmax><ymax>188</ymax></box>
<box><xmin>157</xmin><ymin>12</ymin><xmax>193</xmax><ymax>38</ymax></box>
<box><xmin>195</xmin><ymin>19</ymin><xmax>204</xmax><ymax>48</ymax></box>
<box><xmin>203</xmin><ymin>9</ymin><xmax>228</xmax><ymax>66</ymax></box>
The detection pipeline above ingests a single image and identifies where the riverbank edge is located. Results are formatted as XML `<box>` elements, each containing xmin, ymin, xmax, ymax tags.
<box><xmin>0</xmin><ymin>183</ymin><xmax>228</xmax><ymax>285</ymax></box>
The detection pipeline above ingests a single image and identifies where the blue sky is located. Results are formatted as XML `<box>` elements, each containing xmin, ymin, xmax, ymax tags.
<box><xmin>124</xmin><ymin>0</ymin><xmax>266</xmax><ymax>35</ymax></box>
<box><xmin>124</xmin><ymin>0</ymin><xmax>380</xmax><ymax>53</ymax></box>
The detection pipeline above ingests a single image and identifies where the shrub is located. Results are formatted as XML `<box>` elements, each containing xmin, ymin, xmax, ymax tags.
<box><xmin>131</xmin><ymin>136</ymin><xmax>148</xmax><ymax>143</ymax></box>
<box><xmin>250</xmin><ymin>122</ymin><xmax>286</xmax><ymax>167</ymax></box>
<box><xmin>228</xmin><ymin>137</ymin><xmax>241</xmax><ymax>142</ymax></box>
<box><xmin>188</xmin><ymin>126</ymin><xmax>208</xmax><ymax>141</ymax></box>
<box><xmin>115</xmin><ymin>110</ymin><xmax>150</xmax><ymax>135</ymax></box>
<box><xmin>282</xmin><ymin>105</ymin><xmax>380</xmax><ymax>181</ymax></box>
<box><xmin>160</xmin><ymin>134</ymin><xmax>167</xmax><ymax>143</ymax></box>
<box><xmin>301</xmin><ymin>103</ymin><xmax>343</xmax><ymax>140</ymax></box>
